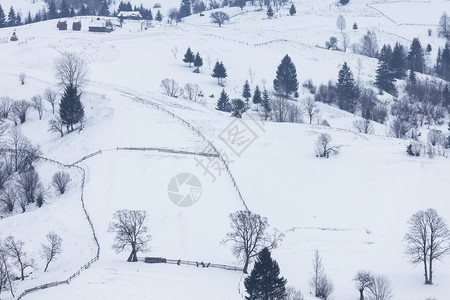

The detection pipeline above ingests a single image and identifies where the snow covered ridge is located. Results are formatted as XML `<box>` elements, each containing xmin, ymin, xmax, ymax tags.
<box><xmin>1</xmin><ymin>0</ymin><xmax>450</xmax><ymax>299</ymax></box>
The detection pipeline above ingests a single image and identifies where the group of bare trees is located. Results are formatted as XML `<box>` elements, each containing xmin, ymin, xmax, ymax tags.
<box><xmin>354</xmin><ymin>271</ymin><xmax>393</xmax><ymax>300</ymax></box>
<box><xmin>0</xmin><ymin>232</ymin><xmax>62</xmax><ymax>297</ymax></box>
<box><xmin>160</xmin><ymin>79</ymin><xmax>206</xmax><ymax>105</ymax></box>
<box><xmin>309</xmin><ymin>250</ymin><xmax>334</xmax><ymax>300</ymax></box>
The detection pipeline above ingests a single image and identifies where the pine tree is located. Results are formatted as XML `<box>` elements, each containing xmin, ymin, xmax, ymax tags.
<box><xmin>194</xmin><ymin>52</ymin><xmax>203</xmax><ymax>72</ymax></box>
<box><xmin>289</xmin><ymin>4</ymin><xmax>296</xmax><ymax>16</ymax></box>
<box><xmin>155</xmin><ymin>10</ymin><xmax>163</xmax><ymax>22</ymax></box>
<box><xmin>244</xmin><ymin>248</ymin><xmax>287</xmax><ymax>300</ymax></box>
<box><xmin>267</xmin><ymin>5</ymin><xmax>274</xmax><ymax>18</ymax></box>
<box><xmin>440</xmin><ymin>43</ymin><xmax>450</xmax><ymax>80</ymax></box>
<box><xmin>179</xmin><ymin>0</ymin><xmax>191</xmax><ymax>18</ymax></box>
<box><xmin>79</xmin><ymin>5</ymin><xmax>89</xmax><ymax>16</ymax></box>
<box><xmin>0</xmin><ymin>5</ymin><xmax>6</xmax><ymax>28</ymax></box>
<box><xmin>337</xmin><ymin>62</ymin><xmax>358</xmax><ymax>113</ymax></box>
<box><xmin>407</xmin><ymin>38</ymin><xmax>424</xmax><ymax>73</ymax></box>
<box><xmin>216</xmin><ymin>89</ymin><xmax>232</xmax><ymax>112</ymax></box>
<box><xmin>426</xmin><ymin>43</ymin><xmax>432</xmax><ymax>52</ymax></box>
<box><xmin>59</xmin><ymin>0</ymin><xmax>70</xmax><ymax>18</ymax></box>
<box><xmin>242</xmin><ymin>80</ymin><xmax>251</xmax><ymax>106</ymax></box>
<box><xmin>59</xmin><ymin>85</ymin><xmax>84</xmax><ymax>132</ymax></box>
<box><xmin>148</xmin><ymin>9</ymin><xmax>153</xmax><ymax>20</ymax></box>
<box><xmin>379</xmin><ymin>44</ymin><xmax>393</xmax><ymax>63</ymax></box>
<box><xmin>375</xmin><ymin>59</ymin><xmax>397</xmax><ymax>95</ymax></box>
<box><xmin>253</xmin><ymin>85</ymin><xmax>262</xmax><ymax>110</ymax></box>
<box><xmin>262</xmin><ymin>88</ymin><xmax>271</xmax><ymax>120</ymax></box>
<box><xmin>25</xmin><ymin>11</ymin><xmax>32</xmax><ymax>24</ymax></box>
<box><xmin>70</xmin><ymin>7</ymin><xmax>75</xmax><ymax>17</ymax></box>
<box><xmin>8</xmin><ymin>6</ymin><xmax>16</xmax><ymax>27</ymax></box>
<box><xmin>211</xmin><ymin>61</ymin><xmax>227</xmax><ymax>85</ymax></box>
<box><xmin>231</xmin><ymin>99</ymin><xmax>246</xmax><ymax>118</ymax></box>
<box><xmin>48</xmin><ymin>1</ymin><xmax>57</xmax><ymax>19</ymax></box>
<box><xmin>391</xmin><ymin>42</ymin><xmax>406</xmax><ymax>79</ymax></box>
<box><xmin>183</xmin><ymin>47</ymin><xmax>195</xmax><ymax>67</ymax></box>
<box><xmin>99</xmin><ymin>0</ymin><xmax>110</xmax><ymax>16</ymax></box>
<box><xmin>273</xmin><ymin>54</ymin><xmax>299</xmax><ymax>97</ymax></box>
<box><xmin>408</xmin><ymin>69</ymin><xmax>416</xmax><ymax>85</ymax></box>
<box><xmin>443</xmin><ymin>85</ymin><xmax>450</xmax><ymax>108</ymax></box>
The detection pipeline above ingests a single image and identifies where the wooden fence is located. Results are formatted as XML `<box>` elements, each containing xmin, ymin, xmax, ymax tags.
<box><xmin>140</xmin><ymin>257</ymin><xmax>244</xmax><ymax>272</ymax></box>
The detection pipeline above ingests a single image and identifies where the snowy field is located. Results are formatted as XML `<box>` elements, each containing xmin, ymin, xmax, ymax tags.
<box><xmin>1</xmin><ymin>0</ymin><xmax>450</xmax><ymax>299</ymax></box>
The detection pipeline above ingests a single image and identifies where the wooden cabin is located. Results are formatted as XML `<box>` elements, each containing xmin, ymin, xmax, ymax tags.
<box><xmin>73</xmin><ymin>21</ymin><xmax>82</xmax><ymax>31</ymax></box>
<box><xmin>88</xmin><ymin>18</ymin><xmax>113</xmax><ymax>33</ymax></box>
<box><xmin>117</xmin><ymin>11</ymin><xmax>142</xmax><ymax>20</ymax></box>
<box><xmin>57</xmin><ymin>20</ymin><xmax>67</xmax><ymax>30</ymax></box>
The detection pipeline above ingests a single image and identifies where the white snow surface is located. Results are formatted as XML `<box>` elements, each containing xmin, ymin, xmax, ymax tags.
<box><xmin>1</xmin><ymin>0</ymin><xmax>450</xmax><ymax>299</ymax></box>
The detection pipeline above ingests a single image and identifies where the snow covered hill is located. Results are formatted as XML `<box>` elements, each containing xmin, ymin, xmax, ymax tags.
<box><xmin>1</xmin><ymin>0</ymin><xmax>450</xmax><ymax>299</ymax></box>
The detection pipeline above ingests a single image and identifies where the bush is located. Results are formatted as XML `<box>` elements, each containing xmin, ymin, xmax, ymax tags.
<box><xmin>302</xmin><ymin>79</ymin><xmax>317</xmax><ymax>94</ymax></box>
<box><xmin>160</xmin><ymin>78</ymin><xmax>180</xmax><ymax>97</ymax></box>
<box><xmin>52</xmin><ymin>171</ymin><xmax>71</xmax><ymax>194</ymax></box>
<box><xmin>407</xmin><ymin>142</ymin><xmax>422</xmax><ymax>156</ymax></box>
<box><xmin>316</xmin><ymin>133</ymin><xmax>339</xmax><ymax>158</ymax></box>
<box><xmin>427</xmin><ymin>129</ymin><xmax>444</xmax><ymax>146</ymax></box>
<box><xmin>315</xmin><ymin>81</ymin><xmax>337</xmax><ymax>104</ymax></box>
<box><xmin>286</xmin><ymin>286</ymin><xmax>304</xmax><ymax>300</ymax></box>
<box><xmin>390</xmin><ymin>118</ymin><xmax>414</xmax><ymax>139</ymax></box>
<box><xmin>17</xmin><ymin>169</ymin><xmax>42</xmax><ymax>204</ymax></box>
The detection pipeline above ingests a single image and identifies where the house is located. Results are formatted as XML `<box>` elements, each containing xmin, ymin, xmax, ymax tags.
<box><xmin>57</xmin><ymin>20</ymin><xmax>67</xmax><ymax>30</ymax></box>
<box><xmin>88</xmin><ymin>18</ymin><xmax>113</xmax><ymax>33</ymax></box>
<box><xmin>73</xmin><ymin>21</ymin><xmax>82</xmax><ymax>31</ymax></box>
<box><xmin>117</xmin><ymin>11</ymin><xmax>142</xmax><ymax>20</ymax></box>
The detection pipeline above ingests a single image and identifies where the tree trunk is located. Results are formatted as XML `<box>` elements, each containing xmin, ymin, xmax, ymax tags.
<box><xmin>243</xmin><ymin>257</ymin><xmax>249</xmax><ymax>274</ymax></box>
<box><xmin>127</xmin><ymin>250</ymin><xmax>138</xmax><ymax>262</ymax></box>
<box><xmin>428</xmin><ymin>258</ymin><xmax>433</xmax><ymax>284</ymax></box>
<box><xmin>423</xmin><ymin>257</ymin><xmax>429</xmax><ymax>284</ymax></box>
<box><xmin>359</xmin><ymin>289</ymin><xmax>364</xmax><ymax>300</ymax></box>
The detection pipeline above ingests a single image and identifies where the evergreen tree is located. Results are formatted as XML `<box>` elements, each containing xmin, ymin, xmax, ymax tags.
<box><xmin>211</xmin><ymin>61</ymin><xmax>227</xmax><ymax>85</ymax></box>
<box><xmin>236</xmin><ymin>0</ymin><xmax>246</xmax><ymax>10</ymax></box>
<box><xmin>440</xmin><ymin>43</ymin><xmax>450</xmax><ymax>80</ymax></box>
<box><xmin>79</xmin><ymin>5</ymin><xmax>90</xmax><ymax>16</ymax></box>
<box><xmin>183</xmin><ymin>47</ymin><xmax>195</xmax><ymax>67</ymax></box>
<box><xmin>16</xmin><ymin>14</ymin><xmax>22</xmax><ymax>26</ymax></box>
<box><xmin>352</xmin><ymin>22</ymin><xmax>358</xmax><ymax>30</ymax></box>
<box><xmin>379</xmin><ymin>44</ymin><xmax>392</xmax><ymax>63</ymax></box>
<box><xmin>244</xmin><ymin>248</ymin><xmax>287</xmax><ymax>300</ymax></box>
<box><xmin>194</xmin><ymin>52</ymin><xmax>203</xmax><ymax>71</ymax></box>
<box><xmin>48</xmin><ymin>1</ymin><xmax>58</xmax><ymax>19</ymax></box>
<box><xmin>155</xmin><ymin>10</ymin><xmax>163</xmax><ymax>22</ymax></box>
<box><xmin>337</xmin><ymin>62</ymin><xmax>358</xmax><ymax>113</ymax></box>
<box><xmin>25</xmin><ymin>11</ymin><xmax>32</xmax><ymax>24</ymax></box>
<box><xmin>70</xmin><ymin>7</ymin><xmax>75</xmax><ymax>17</ymax></box>
<box><xmin>426</xmin><ymin>43</ymin><xmax>432</xmax><ymax>52</ymax></box>
<box><xmin>231</xmin><ymin>99</ymin><xmax>247</xmax><ymax>118</ymax></box>
<box><xmin>179</xmin><ymin>0</ymin><xmax>192</xmax><ymax>18</ymax></box>
<box><xmin>289</xmin><ymin>4</ymin><xmax>296</xmax><ymax>16</ymax></box>
<box><xmin>407</xmin><ymin>38</ymin><xmax>424</xmax><ymax>73</ymax></box>
<box><xmin>391</xmin><ymin>42</ymin><xmax>406</xmax><ymax>79</ymax></box>
<box><xmin>408</xmin><ymin>69</ymin><xmax>416</xmax><ymax>85</ymax></box>
<box><xmin>216</xmin><ymin>89</ymin><xmax>232</xmax><ymax>112</ymax></box>
<box><xmin>59</xmin><ymin>0</ymin><xmax>70</xmax><ymax>18</ymax></box>
<box><xmin>7</xmin><ymin>6</ymin><xmax>16</xmax><ymax>27</ymax></box>
<box><xmin>99</xmin><ymin>0</ymin><xmax>110</xmax><ymax>16</ymax></box>
<box><xmin>0</xmin><ymin>5</ymin><xmax>6</xmax><ymax>28</ymax></box>
<box><xmin>273</xmin><ymin>54</ymin><xmax>299</xmax><ymax>97</ymax></box>
<box><xmin>59</xmin><ymin>85</ymin><xmax>84</xmax><ymax>132</ymax></box>
<box><xmin>375</xmin><ymin>59</ymin><xmax>397</xmax><ymax>95</ymax></box>
<box><xmin>443</xmin><ymin>84</ymin><xmax>450</xmax><ymax>108</ymax></box>
<box><xmin>253</xmin><ymin>85</ymin><xmax>262</xmax><ymax>110</ymax></box>
<box><xmin>148</xmin><ymin>8</ymin><xmax>153</xmax><ymax>20</ymax></box>
<box><xmin>242</xmin><ymin>80</ymin><xmax>251</xmax><ymax>106</ymax></box>
<box><xmin>262</xmin><ymin>88</ymin><xmax>271</xmax><ymax>120</ymax></box>
<box><xmin>266</xmin><ymin>5</ymin><xmax>274</xmax><ymax>18</ymax></box>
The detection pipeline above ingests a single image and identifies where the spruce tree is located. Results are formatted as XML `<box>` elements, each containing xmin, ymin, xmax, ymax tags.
<box><xmin>179</xmin><ymin>0</ymin><xmax>192</xmax><ymax>18</ymax></box>
<box><xmin>262</xmin><ymin>88</ymin><xmax>271</xmax><ymax>120</ymax></box>
<box><xmin>244</xmin><ymin>248</ymin><xmax>287</xmax><ymax>300</ymax></box>
<box><xmin>391</xmin><ymin>42</ymin><xmax>406</xmax><ymax>79</ymax></box>
<box><xmin>7</xmin><ymin>6</ymin><xmax>16</xmax><ymax>27</ymax></box>
<box><xmin>375</xmin><ymin>59</ymin><xmax>397</xmax><ymax>95</ymax></box>
<box><xmin>59</xmin><ymin>0</ymin><xmax>70</xmax><ymax>18</ymax></box>
<box><xmin>211</xmin><ymin>61</ymin><xmax>227</xmax><ymax>85</ymax></box>
<box><xmin>242</xmin><ymin>80</ymin><xmax>251</xmax><ymax>106</ymax></box>
<box><xmin>0</xmin><ymin>5</ymin><xmax>6</xmax><ymax>28</ymax></box>
<box><xmin>407</xmin><ymin>38</ymin><xmax>424</xmax><ymax>73</ymax></box>
<box><xmin>59</xmin><ymin>85</ymin><xmax>84</xmax><ymax>132</ymax></box>
<box><xmin>194</xmin><ymin>52</ymin><xmax>203</xmax><ymax>72</ymax></box>
<box><xmin>253</xmin><ymin>85</ymin><xmax>262</xmax><ymax>110</ymax></box>
<box><xmin>440</xmin><ymin>43</ymin><xmax>450</xmax><ymax>80</ymax></box>
<box><xmin>70</xmin><ymin>7</ymin><xmax>75</xmax><ymax>17</ymax></box>
<box><xmin>48</xmin><ymin>1</ymin><xmax>57</xmax><ymax>19</ymax></box>
<box><xmin>408</xmin><ymin>69</ymin><xmax>416</xmax><ymax>85</ymax></box>
<box><xmin>267</xmin><ymin>5</ymin><xmax>274</xmax><ymax>18</ymax></box>
<box><xmin>155</xmin><ymin>10</ymin><xmax>163</xmax><ymax>22</ymax></box>
<box><xmin>273</xmin><ymin>54</ymin><xmax>299</xmax><ymax>98</ymax></box>
<box><xmin>443</xmin><ymin>85</ymin><xmax>450</xmax><ymax>108</ymax></box>
<box><xmin>337</xmin><ymin>62</ymin><xmax>358</xmax><ymax>113</ymax></box>
<box><xmin>379</xmin><ymin>44</ymin><xmax>392</xmax><ymax>63</ymax></box>
<box><xmin>99</xmin><ymin>0</ymin><xmax>110</xmax><ymax>16</ymax></box>
<box><xmin>216</xmin><ymin>89</ymin><xmax>232</xmax><ymax>112</ymax></box>
<box><xmin>231</xmin><ymin>99</ymin><xmax>246</xmax><ymax>118</ymax></box>
<box><xmin>183</xmin><ymin>47</ymin><xmax>195</xmax><ymax>67</ymax></box>
<box><xmin>26</xmin><ymin>12</ymin><xmax>32</xmax><ymax>24</ymax></box>
<box><xmin>289</xmin><ymin>4</ymin><xmax>296</xmax><ymax>16</ymax></box>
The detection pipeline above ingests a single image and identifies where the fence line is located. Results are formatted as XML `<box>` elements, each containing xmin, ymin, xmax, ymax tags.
<box><xmin>139</xmin><ymin>257</ymin><xmax>244</xmax><ymax>272</ymax></box>
<box><xmin>132</xmin><ymin>96</ymin><xmax>249</xmax><ymax>210</ymax></box>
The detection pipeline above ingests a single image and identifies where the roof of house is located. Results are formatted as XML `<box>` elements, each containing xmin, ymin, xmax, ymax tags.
<box><xmin>117</xmin><ymin>11</ymin><xmax>142</xmax><ymax>18</ymax></box>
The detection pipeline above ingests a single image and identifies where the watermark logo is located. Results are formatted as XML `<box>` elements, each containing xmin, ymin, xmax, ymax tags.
<box><xmin>167</xmin><ymin>173</ymin><xmax>202</xmax><ymax>207</ymax></box>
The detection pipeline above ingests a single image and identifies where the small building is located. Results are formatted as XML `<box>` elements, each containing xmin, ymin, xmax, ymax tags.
<box><xmin>73</xmin><ymin>21</ymin><xmax>82</xmax><ymax>31</ymax></box>
<box><xmin>117</xmin><ymin>11</ymin><xmax>142</xmax><ymax>20</ymax></box>
<box><xmin>57</xmin><ymin>20</ymin><xmax>67</xmax><ymax>30</ymax></box>
<box><xmin>88</xmin><ymin>18</ymin><xmax>113</xmax><ymax>33</ymax></box>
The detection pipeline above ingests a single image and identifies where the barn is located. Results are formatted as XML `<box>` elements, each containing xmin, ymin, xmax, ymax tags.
<box><xmin>88</xmin><ymin>18</ymin><xmax>113</xmax><ymax>33</ymax></box>
<box><xmin>73</xmin><ymin>21</ymin><xmax>82</xmax><ymax>31</ymax></box>
<box><xmin>57</xmin><ymin>20</ymin><xmax>67</xmax><ymax>30</ymax></box>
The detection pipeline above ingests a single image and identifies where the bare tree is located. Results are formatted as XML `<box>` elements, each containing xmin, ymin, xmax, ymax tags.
<box><xmin>223</xmin><ymin>210</ymin><xmax>283</xmax><ymax>273</ymax></box>
<box><xmin>167</xmin><ymin>8</ymin><xmax>179</xmax><ymax>23</ymax></box>
<box><xmin>7</xmin><ymin>127</ymin><xmax>39</xmax><ymax>173</ymax></box>
<box><xmin>0</xmin><ymin>164</ymin><xmax>11</xmax><ymax>191</ymax></box>
<box><xmin>171</xmin><ymin>46</ymin><xmax>178</xmax><ymax>59</ymax></box>
<box><xmin>41</xmin><ymin>232</ymin><xmax>62</xmax><ymax>272</ymax></box>
<box><xmin>54</xmin><ymin>52</ymin><xmax>89</xmax><ymax>90</ymax></box>
<box><xmin>354</xmin><ymin>271</ymin><xmax>373</xmax><ymax>300</ymax></box>
<box><xmin>17</xmin><ymin>169</ymin><xmax>41</xmax><ymax>204</ymax></box>
<box><xmin>48</xmin><ymin>116</ymin><xmax>65</xmax><ymax>138</ymax></box>
<box><xmin>341</xmin><ymin>32</ymin><xmax>350</xmax><ymax>52</ymax></box>
<box><xmin>360</xmin><ymin>31</ymin><xmax>378</xmax><ymax>58</ymax></box>
<box><xmin>31</xmin><ymin>95</ymin><xmax>44</xmax><ymax>120</ymax></box>
<box><xmin>336</xmin><ymin>15</ymin><xmax>346</xmax><ymax>33</ymax></box>
<box><xmin>405</xmin><ymin>208</ymin><xmax>450</xmax><ymax>284</ymax></box>
<box><xmin>309</xmin><ymin>250</ymin><xmax>334</xmax><ymax>300</ymax></box>
<box><xmin>353</xmin><ymin>119</ymin><xmax>374</xmax><ymax>134</ymax></box>
<box><xmin>316</xmin><ymin>133</ymin><xmax>339</xmax><ymax>158</ymax></box>
<box><xmin>0</xmin><ymin>97</ymin><xmax>13</xmax><ymax>119</ymax></box>
<box><xmin>52</xmin><ymin>171</ymin><xmax>71</xmax><ymax>194</ymax></box>
<box><xmin>19</xmin><ymin>73</ymin><xmax>26</xmax><ymax>85</ymax></box>
<box><xmin>11</xmin><ymin>100</ymin><xmax>32</xmax><ymax>124</ymax></box>
<box><xmin>367</xmin><ymin>275</ymin><xmax>393</xmax><ymax>300</ymax></box>
<box><xmin>389</xmin><ymin>118</ymin><xmax>413</xmax><ymax>139</ymax></box>
<box><xmin>0</xmin><ymin>187</ymin><xmax>17</xmax><ymax>213</ymax></box>
<box><xmin>271</xmin><ymin>97</ymin><xmax>290</xmax><ymax>122</ymax></box>
<box><xmin>210</xmin><ymin>11</ymin><xmax>230</xmax><ymax>27</ymax></box>
<box><xmin>248</xmin><ymin>68</ymin><xmax>255</xmax><ymax>85</ymax></box>
<box><xmin>160</xmin><ymin>78</ymin><xmax>180</xmax><ymax>97</ymax></box>
<box><xmin>286</xmin><ymin>286</ymin><xmax>304</xmax><ymax>300</ymax></box>
<box><xmin>43</xmin><ymin>88</ymin><xmax>57</xmax><ymax>114</ymax></box>
<box><xmin>108</xmin><ymin>210</ymin><xmax>151</xmax><ymax>262</ymax></box>
<box><xmin>4</xmin><ymin>236</ymin><xmax>34</xmax><ymax>281</ymax></box>
<box><xmin>301</xmin><ymin>97</ymin><xmax>319</xmax><ymax>124</ymax></box>
<box><xmin>0</xmin><ymin>246</ymin><xmax>14</xmax><ymax>298</ymax></box>
<box><xmin>183</xmin><ymin>83</ymin><xmax>200</xmax><ymax>102</ymax></box>
<box><xmin>427</xmin><ymin>129</ymin><xmax>444</xmax><ymax>146</ymax></box>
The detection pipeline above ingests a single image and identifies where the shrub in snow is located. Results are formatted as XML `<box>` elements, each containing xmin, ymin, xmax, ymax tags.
<box><xmin>427</xmin><ymin>129</ymin><xmax>444</xmax><ymax>146</ymax></box>
<box><xmin>17</xmin><ymin>169</ymin><xmax>42</xmax><ymax>204</ymax></box>
<box><xmin>353</xmin><ymin>119</ymin><xmax>374</xmax><ymax>134</ymax></box>
<box><xmin>52</xmin><ymin>171</ymin><xmax>71</xmax><ymax>195</ymax></box>
<box><xmin>160</xmin><ymin>78</ymin><xmax>180</xmax><ymax>97</ymax></box>
<box><xmin>286</xmin><ymin>286</ymin><xmax>303</xmax><ymax>300</ymax></box>
<box><xmin>406</xmin><ymin>142</ymin><xmax>422</xmax><ymax>157</ymax></box>
<box><xmin>315</xmin><ymin>133</ymin><xmax>339</xmax><ymax>158</ymax></box>
<box><xmin>19</xmin><ymin>73</ymin><xmax>26</xmax><ymax>85</ymax></box>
